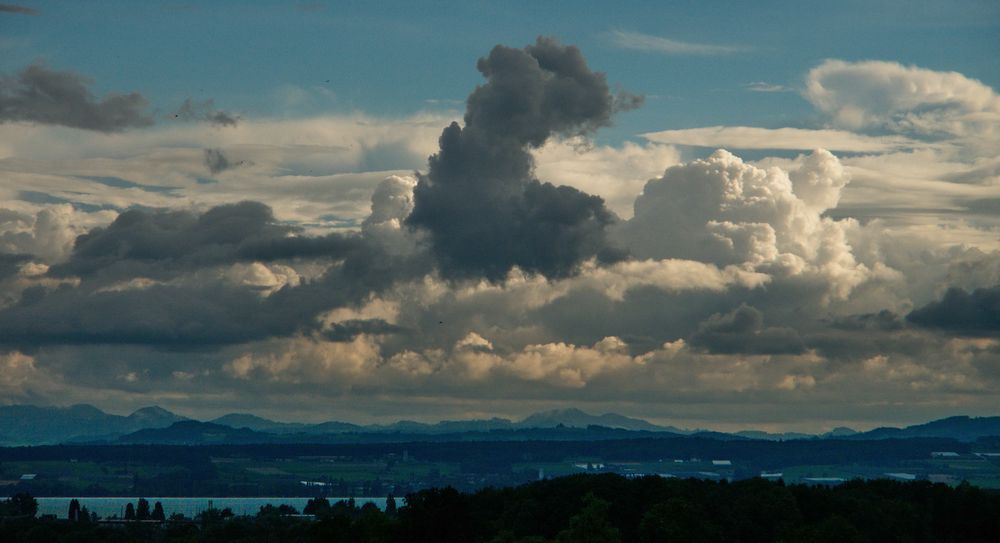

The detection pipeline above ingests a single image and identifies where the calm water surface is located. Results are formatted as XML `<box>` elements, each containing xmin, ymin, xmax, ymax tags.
<box><xmin>36</xmin><ymin>497</ymin><xmax>387</xmax><ymax>519</ymax></box>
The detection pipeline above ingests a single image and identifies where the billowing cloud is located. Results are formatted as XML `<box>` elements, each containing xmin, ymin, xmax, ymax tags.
<box><xmin>638</xmin><ymin>60</ymin><xmax>1000</xmax><ymax>255</ymax></box>
<box><xmin>805</xmin><ymin>59</ymin><xmax>1000</xmax><ymax>140</ymax></box>
<box><xmin>615</xmin><ymin>148</ymin><xmax>878</xmax><ymax>301</ymax></box>
<box><xmin>0</xmin><ymin>64</ymin><xmax>153</xmax><ymax>132</ymax></box>
<box><xmin>361</xmin><ymin>174</ymin><xmax>421</xmax><ymax>253</ymax></box>
<box><xmin>0</xmin><ymin>206</ymin><xmax>74</xmax><ymax>262</ymax></box>
<box><xmin>407</xmin><ymin>37</ymin><xmax>633</xmax><ymax>281</ymax></box>
<box><xmin>533</xmin><ymin>139</ymin><xmax>680</xmax><ymax>218</ymax></box>
<box><xmin>225</xmin><ymin>334</ymin><xmax>382</xmax><ymax>384</ymax></box>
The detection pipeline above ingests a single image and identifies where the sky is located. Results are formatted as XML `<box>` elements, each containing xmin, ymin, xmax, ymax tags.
<box><xmin>0</xmin><ymin>1</ymin><xmax>998</xmax><ymax>432</ymax></box>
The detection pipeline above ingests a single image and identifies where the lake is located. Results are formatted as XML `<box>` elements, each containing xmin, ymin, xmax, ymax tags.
<box><xmin>36</xmin><ymin>497</ymin><xmax>387</xmax><ymax>519</ymax></box>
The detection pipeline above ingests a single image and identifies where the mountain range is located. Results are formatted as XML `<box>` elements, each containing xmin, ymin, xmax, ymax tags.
<box><xmin>0</xmin><ymin>404</ymin><xmax>997</xmax><ymax>446</ymax></box>
<box><xmin>0</xmin><ymin>404</ymin><xmax>186</xmax><ymax>446</ymax></box>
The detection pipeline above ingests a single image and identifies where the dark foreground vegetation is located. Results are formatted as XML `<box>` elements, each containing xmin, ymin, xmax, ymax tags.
<box><xmin>2</xmin><ymin>474</ymin><xmax>999</xmax><ymax>542</ymax></box>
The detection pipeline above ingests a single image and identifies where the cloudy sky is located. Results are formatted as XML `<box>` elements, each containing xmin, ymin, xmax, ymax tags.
<box><xmin>1</xmin><ymin>1</ymin><xmax>998</xmax><ymax>431</ymax></box>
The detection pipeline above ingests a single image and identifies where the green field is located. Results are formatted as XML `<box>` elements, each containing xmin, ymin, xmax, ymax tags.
<box><xmin>211</xmin><ymin>457</ymin><xmax>459</xmax><ymax>484</ymax></box>
<box><xmin>4</xmin><ymin>447</ymin><xmax>999</xmax><ymax>496</ymax></box>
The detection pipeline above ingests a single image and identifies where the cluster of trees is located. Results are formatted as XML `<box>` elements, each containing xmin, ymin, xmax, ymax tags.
<box><xmin>119</xmin><ymin>498</ymin><xmax>167</xmax><ymax>522</ymax></box>
<box><xmin>66</xmin><ymin>498</ymin><xmax>97</xmax><ymax>522</ymax></box>
<box><xmin>0</xmin><ymin>492</ymin><xmax>36</xmax><ymax>517</ymax></box>
<box><xmin>303</xmin><ymin>495</ymin><xmax>399</xmax><ymax>517</ymax></box>
<box><xmin>1</xmin><ymin>474</ymin><xmax>999</xmax><ymax>542</ymax></box>
<box><xmin>62</xmin><ymin>498</ymin><xmax>168</xmax><ymax>524</ymax></box>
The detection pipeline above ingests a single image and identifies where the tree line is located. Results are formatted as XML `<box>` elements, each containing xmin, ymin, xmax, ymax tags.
<box><xmin>1</xmin><ymin>474</ymin><xmax>998</xmax><ymax>542</ymax></box>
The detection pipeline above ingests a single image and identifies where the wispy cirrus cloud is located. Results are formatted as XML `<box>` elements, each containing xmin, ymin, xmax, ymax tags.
<box><xmin>744</xmin><ymin>81</ymin><xmax>791</xmax><ymax>93</ymax></box>
<box><xmin>0</xmin><ymin>4</ymin><xmax>37</xmax><ymax>15</ymax></box>
<box><xmin>641</xmin><ymin>125</ymin><xmax>922</xmax><ymax>152</ymax></box>
<box><xmin>605</xmin><ymin>29</ymin><xmax>749</xmax><ymax>56</ymax></box>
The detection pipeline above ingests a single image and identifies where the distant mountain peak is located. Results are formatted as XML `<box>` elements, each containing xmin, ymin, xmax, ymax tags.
<box><xmin>823</xmin><ymin>426</ymin><xmax>858</xmax><ymax>437</ymax></box>
<box><xmin>526</xmin><ymin>407</ymin><xmax>590</xmax><ymax>419</ymax></box>
<box><xmin>127</xmin><ymin>406</ymin><xmax>186</xmax><ymax>425</ymax></box>
<box><xmin>0</xmin><ymin>404</ymin><xmax>182</xmax><ymax>446</ymax></box>
<box><xmin>130</xmin><ymin>405</ymin><xmax>176</xmax><ymax>417</ymax></box>
<box><xmin>66</xmin><ymin>404</ymin><xmax>106</xmax><ymax>416</ymax></box>
<box><xmin>518</xmin><ymin>407</ymin><xmax>664</xmax><ymax>431</ymax></box>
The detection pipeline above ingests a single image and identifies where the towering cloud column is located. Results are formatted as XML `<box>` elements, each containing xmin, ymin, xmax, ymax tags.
<box><xmin>407</xmin><ymin>37</ymin><xmax>638</xmax><ymax>281</ymax></box>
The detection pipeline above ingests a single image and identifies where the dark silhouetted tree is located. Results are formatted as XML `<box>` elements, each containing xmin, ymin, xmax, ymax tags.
<box><xmin>258</xmin><ymin>503</ymin><xmax>298</xmax><ymax>517</ymax></box>
<box><xmin>385</xmin><ymin>494</ymin><xmax>397</xmax><ymax>516</ymax></box>
<box><xmin>638</xmin><ymin>498</ymin><xmax>721</xmax><ymax>543</ymax></box>
<box><xmin>556</xmin><ymin>493</ymin><xmax>620</xmax><ymax>543</ymax></box>
<box><xmin>798</xmin><ymin>515</ymin><xmax>865</xmax><ymax>543</ymax></box>
<box><xmin>152</xmin><ymin>501</ymin><xmax>165</xmax><ymax>521</ymax></box>
<box><xmin>124</xmin><ymin>502</ymin><xmax>135</xmax><ymax>520</ymax></box>
<box><xmin>304</xmin><ymin>497</ymin><xmax>331</xmax><ymax>516</ymax></box>
<box><xmin>136</xmin><ymin>497</ymin><xmax>151</xmax><ymax>520</ymax></box>
<box><xmin>8</xmin><ymin>492</ymin><xmax>38</xmax><ymax>517</ymax></box>
<box><xmin>67</xmin><ymin>498</ymin><xmax>80</xmax><ymax>521</ymax></box>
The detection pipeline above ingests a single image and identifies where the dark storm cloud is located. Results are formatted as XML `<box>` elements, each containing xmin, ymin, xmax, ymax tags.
<box><xmin>173</xmin><ymin>98</ymin><xmax>239</xmax><ymax>127</ymax></box>
<box><xmin>0</xmin><ymin>200</ymin><xmax>428</xmax><ymax>348</ymax></box>
<box><xmin>407</xmin><ymin>37</ymin><xmax>634</xmax><ymax>281</ymax></box>
<box><xmin>0</xmin><ymin>283</ymin><xmax>283</xmax><ymax>346</ymax></box>
<box><xmin>49</xmin><ymin>201</ymin><xmax>390</xmax><ymax>283</ymax></box>
<box><xmin>235</xmin><ymin>233</ymin><xmax>363</xmax><ymax>261</ymax></box>
<box><xmin>48</xmin><ymin>202</ymin><xmax>303</xmax><ymax>278</ymax></box>
<box><xmin>806</xmin><ymin>319</ymin><xmax>933</xmax><ymax>361</ymax></box>
<box><xmin>907</xmin><ymin>286</ymin><xmax>1000</xmax><ymax>335</ymax></box>
<box><xmin>323</xmin><ymin>319</ymin><xmax>407</xmax><ymax>341</ymax></box>
<box><xmin>0</xmin><ymin>4</ymin><xmax>37</xmax><ymax>15</ymax></box>
<box><xmin>689</xmin><ymin>304</ymin><xmax>806</xmax><ymax>355</ymax></box>
<box><xmin>0</xmin><ymin>64</ymin><xmax>153</xmax><ymax>132</ymax></box>
<box><xmin>0</xmin><ymin>253</ymin><xmax>30</xmax><ymax>280</ymax></box>
<box><xmin>0</xmin><ymin>259</ymin><xmax>418</xmax><ymax>349</ymax></box>
<box><xmin>828</xmin><ymin>310</ymin><xmax>907</xmax><ymax>332</ymax></box>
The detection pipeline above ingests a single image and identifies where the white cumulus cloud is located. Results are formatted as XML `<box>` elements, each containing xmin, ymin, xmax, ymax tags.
<box><xmin>805</xmin><ymin>59</ymin><xmax>1000</xmax><ymax>140</ymax></box>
